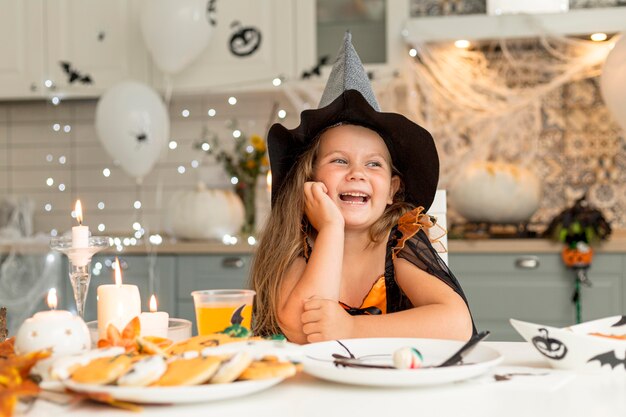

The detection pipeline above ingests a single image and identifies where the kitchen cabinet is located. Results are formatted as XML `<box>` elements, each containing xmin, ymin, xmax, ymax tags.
<box><xmin>0</xmin><ymin>0</ymin><xmax>150</xmax><ymax>100</ymax></box>
<box><xmin>293</xmin><ymin>0</ymin><xmax>410</xmax><ymax>82</ymax></box>
<box><xmin>450</xmin><ymin>252</ymin><xmax>624</xmax><ymax>341</ymax></box>
<box><xmin>151</xmin><ymin>0</ymin><xmax>295</xmax><ymax>94</ymax></box>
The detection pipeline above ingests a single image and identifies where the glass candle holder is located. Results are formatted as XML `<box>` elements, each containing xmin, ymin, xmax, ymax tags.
<box><xmin>50</xmin><ymin>236</ymin><xmax>111</xmax><ymax>318</ymax></box>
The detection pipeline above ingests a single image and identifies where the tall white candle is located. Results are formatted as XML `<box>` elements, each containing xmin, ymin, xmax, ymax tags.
<box><xmin>139</xmin><ymin>294</ymin><xmax>169</xmax><ymax>338</ymax></box>
<box><xmin>72</xmin><ymin>200</ymin><xmax>89</xmax><ymax>248</ymax></box>
<box><xmin>97</xmin><ymin>258</ymin><xmax>141</xmax><ymax>338</ymax></box>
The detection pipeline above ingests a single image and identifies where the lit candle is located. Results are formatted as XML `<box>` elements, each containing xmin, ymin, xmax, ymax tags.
<box><xmin>72</xmin><ymin>200</ymin><xmax>89</xmax><ymax>248</ymax></box>
<box><xmin>139</xmin><ymin>294</ymin><xmax>169</xmax><ymax>338</ymax></box>
<box><xmin>15</xmin><ymin>288</ymin><xmax>90</xmax><ymax>356</ymax></box>
<box><xmin>97</xmin><ymin>257</ymin><xmax>141</xmax><ymax>338</ymax></box>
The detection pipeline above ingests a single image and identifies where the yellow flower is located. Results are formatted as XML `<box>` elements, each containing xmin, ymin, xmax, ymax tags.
<box><xmin>261</xmin><ymin>156</ymin><xmax>269</xmax><ymax>167</ymax></box>
<box><xmin>250</xmin><ymin>135</ymin><xmax>266</xmax><ymax>152</ymax></box>
<box><xmin>246</xmin><ymin>160</ymin><xmax>257</xmax><ymax>169</ymax></box>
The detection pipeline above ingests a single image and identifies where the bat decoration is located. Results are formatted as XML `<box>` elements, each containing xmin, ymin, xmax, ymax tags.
<box><xmin>229</xmin><ymin>21</ymin><xmax>262</xmax><ymax>57</ymax></box>
<box><xmin>206</xmin><ymin>0</ymin><xmax>217</xmax><ymax>26</ymax></box>
<box><xmin>611</xmin><ymin>316</ymin><xmax>626</xmax><ymax>327</ymax></box>
<box><xmin>587</xmin><ymin>350</ymin><xmax>626</xmax><ymax>370</ymax></box>
<box><xmin>59</xmin><ymin>61</ymin><xmax>93</xmax><ymax>85</ymax></box>
<box><xmin>301</xmin><ymin>55</ymin><xmax>329</xmax><ymax>79</ymax></box>
<box><xmin>532</xmin><ymin>328</ymin><xmax>568</xmax><ymax>360</ymax></box>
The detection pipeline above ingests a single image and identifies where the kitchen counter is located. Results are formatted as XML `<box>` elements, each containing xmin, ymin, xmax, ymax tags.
<box><xmin>2</xmin><ymin>230</ymin><xmax>626</xmax><ymax>254</ymax></box>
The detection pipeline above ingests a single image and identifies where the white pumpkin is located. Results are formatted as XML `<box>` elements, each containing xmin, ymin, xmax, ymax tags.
<box><xmin>166</xmin><ymin>183</ymin><xmax>245</xmax><ymax>240</ymax></box>
<box><xmin>449</xmin><ymin>162</ymin><xmax>542</xmax><ymax>224</ymax></box>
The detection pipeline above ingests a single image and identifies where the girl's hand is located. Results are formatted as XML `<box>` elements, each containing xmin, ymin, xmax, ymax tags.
<box><xmin>301</xmin><ymin>296</ymin><xmax>354</xmax><ymax>343</ymax></box>
<box><xmin>303</xmin><ymin>181</ymin><xmax>344</xmax><ymax>231</ymax></box>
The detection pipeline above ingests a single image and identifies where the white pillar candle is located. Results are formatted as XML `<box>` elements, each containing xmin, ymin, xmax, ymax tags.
<box><xmin>72</xmin><ymin>200</ymin><xmax>89</xmax><ymax>248</ymax></box>
<box><xmin>139</xmin><ymin>294</ymin><xmax>169</xmax><ymax>338</ymax></box>
<box><xmin>97</xmin><ymin>258</ymin><xmax>141</xmax><ymax>338</ymax></box>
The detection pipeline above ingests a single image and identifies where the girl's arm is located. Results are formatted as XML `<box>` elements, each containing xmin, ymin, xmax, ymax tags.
<box><xmin>276</xmin><ymin>182</ymin><xmax>345</xmax><ymax>344</ymax></box>
<box><xmin>350</xmin><ymin>258</ymin><xmax>473</xmax><ymax>340</ymax></box>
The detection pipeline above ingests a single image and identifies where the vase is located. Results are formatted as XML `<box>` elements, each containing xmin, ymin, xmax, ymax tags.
<box><xmin>236</xmin><ymin>181</ymin><xmax>256</xmax><ymax>236</ymax></box>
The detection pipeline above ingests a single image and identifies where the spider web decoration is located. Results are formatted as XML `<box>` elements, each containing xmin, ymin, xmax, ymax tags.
<box><xmin>394</xmin><ymin>35</ymin><xmax>626</xmax><ymax>227</ymax></box>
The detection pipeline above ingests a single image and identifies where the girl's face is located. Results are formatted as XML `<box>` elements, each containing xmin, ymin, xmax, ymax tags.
<box><xmin>314</xmin><ymin>124</ymin><xmax>400</xmax><ymax>230</ymax></box>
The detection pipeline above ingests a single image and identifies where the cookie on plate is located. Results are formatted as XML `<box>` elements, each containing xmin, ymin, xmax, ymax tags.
<box><xmin>154</xmin><ymin>356</ymin><xmax>222</xmax><ymax>386</ymax></box>
<box><xmin>237</xmin><ymin>357</ymin><xmax>297</xmax><ymax>381</ymax></box>
<box><xmin>210</xmin><ymin>351</ymin><xmax>253</xmax><ymax>384</ymax></box>
<box><xmin>117</xmin><ymin>355</ymin><xmax>167</xmax><ymax>387</ymax></box>
<box><xmin>167</xmin><ymin>334</ymin><xmax>243</xmax><ymax>355</ymax></box>
<box><xmin>71</xmin><ymin>354</ymin><xmax>133</xmax><ymax>385</ymax></box>
<box><xmin>50</xmin><ymin>347</ymin><xmax>125</xmax><ymax>380</ymax></box>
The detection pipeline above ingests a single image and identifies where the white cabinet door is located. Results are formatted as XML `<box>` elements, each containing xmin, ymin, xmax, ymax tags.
<box><xmin>45</xmin><ymin>0</ymin><xmax>150</xmax><ymax>98</ymax></box>
<box><xmin>0</xmin><ymin>0</ymin><xmax>45</xmax><ymax>99</ymax></box>
<box><xmin>153</xmin><ymin>0</ymin><xmax>295</xmax><ymax>93</ymax></box>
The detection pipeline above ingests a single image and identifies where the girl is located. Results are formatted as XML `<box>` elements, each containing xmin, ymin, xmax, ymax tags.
<box><xmin>250</xmin><ymin>33</ymin><xmax>475</xmax><ymax>344</ymax></box>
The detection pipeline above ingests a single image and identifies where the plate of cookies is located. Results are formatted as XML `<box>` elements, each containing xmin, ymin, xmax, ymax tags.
<box><xmin>301</xmin><ymin>338</ymin><xmax>501</xmax><ymax>387</ymax></box>
<box><xmin>53</xmin><ymin>333</ymin><xmax>301</xmax><ymax>404</ymax></box>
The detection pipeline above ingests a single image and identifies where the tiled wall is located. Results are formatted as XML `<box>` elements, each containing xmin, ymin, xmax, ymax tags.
<box><xmin>0</xmin><ymin>93</ymin><xmax>297</xmax><ymax>237</ymax></box>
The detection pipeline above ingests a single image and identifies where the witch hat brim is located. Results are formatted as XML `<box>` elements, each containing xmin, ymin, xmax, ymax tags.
<box><xmin>268</xmin><ymin>90</ymin><xmax>439</xmax><ymax>210</ymax></box>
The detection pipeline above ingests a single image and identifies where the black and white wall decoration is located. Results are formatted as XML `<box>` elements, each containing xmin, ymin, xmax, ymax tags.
<box><xmin>206</xmin><ymin>0</ymin><xmax>217</xmax><ymax>26</ymax></box>
<box><xmin>532</xmin><ymin>328</ymin><xmax>568</xmax><ymax>360</ymax></box>
<box><xmin>228</xmin><ymin>21</ymin><xmax>262</xmax><ymax>57</ymax></box>
<box><xmin>587</xmin><ymin>350</ymin><xmax>626</xmax><ymax>369</ymax></box>
<box><xmin>59</xmin><ymin>61</ymin><xmax>93</xmax><ymax>85</ymax></box>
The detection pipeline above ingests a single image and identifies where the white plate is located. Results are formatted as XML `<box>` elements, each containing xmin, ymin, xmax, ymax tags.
<box><xmin>301</xmin><ymin>338</ymin><xmax>502</xmax><ymax>387</ymax></box>
<box><xmin>63</xmin><ymin>377</ymin><xmax>284</xmax><ymax>404</ymax></box>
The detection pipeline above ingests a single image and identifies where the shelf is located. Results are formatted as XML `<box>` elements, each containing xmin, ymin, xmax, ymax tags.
<box><xmin>403</xmin><ymin>7</ymin><xmax>626</xmax><ymax>42</ymax></box>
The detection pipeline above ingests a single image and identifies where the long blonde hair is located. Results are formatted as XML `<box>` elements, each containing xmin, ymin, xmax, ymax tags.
<box><xmin>250</xmin><ymin>125</ymin><xmax>413</xmax><ymax>336</ymax></box>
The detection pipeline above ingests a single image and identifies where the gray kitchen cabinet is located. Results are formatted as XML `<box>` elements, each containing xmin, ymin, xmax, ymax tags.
<box><xmin>175</xmin><ymin>254</ymin><xmax>252</xmax><ymax>334</ymax></box>
<box><xmin>450</xmin><ymin>253</ymin><xmax>624</xmax><ymax>341</ymax></box>
<box><xmin>64</xmin><ymin>254</ymin><xmax>177</xmax><ymax>324</ymax></box>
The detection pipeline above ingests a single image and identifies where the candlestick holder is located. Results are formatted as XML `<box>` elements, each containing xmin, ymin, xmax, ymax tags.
<box><xmin>50</xmin><ymin>236</ymin><xmax>111</xmax><ymax>318</ymax></box>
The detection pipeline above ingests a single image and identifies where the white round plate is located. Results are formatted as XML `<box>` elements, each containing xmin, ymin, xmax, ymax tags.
<box><xmin>63</xmin><ymin>377</ymin><xmax>284</xmax><ymax>404</ymax></box>
<box><xmin>301</xmin><ymin>338</ymin><xmax>502</xmax><ymax>387</ymax></box>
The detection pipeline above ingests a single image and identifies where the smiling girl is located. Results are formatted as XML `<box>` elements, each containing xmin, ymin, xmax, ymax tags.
<box><xmin>250</xmin><ymin>34</ymin><xmax>475</xmax><ymax>344</ymax></box>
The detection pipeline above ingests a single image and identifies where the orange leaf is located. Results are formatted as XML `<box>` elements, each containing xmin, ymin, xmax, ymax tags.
<box><xmin>67</xmin><ymin>389</ymin><xmax>143</xmax><ymax>412</ymax></box>
<box><xmin>121</xmin><ymin>317</ymin><xmax>141</xmax><ymax>340</ymax></box>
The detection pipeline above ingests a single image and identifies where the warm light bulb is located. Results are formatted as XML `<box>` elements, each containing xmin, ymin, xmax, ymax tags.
<box><xmin>149</xmin><ymin>294</ymin><xmax>158</xmax><ymax>312</ymax></box>
<box><xmin>454</xmin><ymin>39</ymin><xmax>471</xmax><ymax>49</ymax></box>
<box><xmin>114</xmin><ymin>257</ymin><xmax>123</xmax><ymax>286</ymax></box>
<box><xmin>590</xmin><ymin>33</ymin><xmax>607</xmax><ymax>42</ymax></box>
<box><xmin>75</xmin><ymin>200</ymin><xmax>83</xmax><ymax>225</ymax></box>
<box><xmin>47</xmin><ymin>288</ymin><xmax>58</xmax><ymax>310</ymax></box>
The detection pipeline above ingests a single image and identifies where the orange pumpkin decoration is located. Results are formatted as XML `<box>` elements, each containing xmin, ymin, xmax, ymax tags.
<box><xmin>561</xmin><ymin>247</ymin><xmax>593</xmax><ymax>268</ymax></box>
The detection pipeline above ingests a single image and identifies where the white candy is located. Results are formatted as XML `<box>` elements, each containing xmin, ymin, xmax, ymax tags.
<box><xmin>393</xmin><ymin>346</ymin><xmax>423</xmax><ymax>369</ymax></box>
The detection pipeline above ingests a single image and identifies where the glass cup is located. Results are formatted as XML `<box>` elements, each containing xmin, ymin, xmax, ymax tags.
<box><xmin>191</xmin><ymin>289</ymin><xmax>255</xmax><ymax>336</ymax></box>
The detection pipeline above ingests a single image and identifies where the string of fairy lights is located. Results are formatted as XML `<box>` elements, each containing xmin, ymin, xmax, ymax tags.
<box><xmin>40</xmin><ymin>76</ymin><xmax>289</xmax><ymax>252</ymax></box>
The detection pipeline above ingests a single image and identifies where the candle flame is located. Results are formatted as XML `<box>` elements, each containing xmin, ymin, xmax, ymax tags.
<box><xmin>149</xmin><ymin>294</ymin><xmax>158</xmax><ymax>313</ymax></box>
<box><xmin>114</xmin><ymin>257</ymin><xmax>123</xmax><ymax>286</ymax></box>
<box><xmin>47</xmin><ymin>288</ymin><xmax>58</xmax><ymax>310</ymax></box>
<box><xmin>75</xmin><ymin>200</ymin><xmax>84</xmax><ymax>225</ymax></box>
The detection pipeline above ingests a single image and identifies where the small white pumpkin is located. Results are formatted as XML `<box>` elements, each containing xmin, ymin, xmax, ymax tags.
<box><xmin>449</xmin><ymin>162</ymin><xmax>542</xmax><ymax>224</ymax></box>
<box><xmin>166</xmin><ymin>183</ymin><xmax>245</xmax><ymax>240</ymax></box>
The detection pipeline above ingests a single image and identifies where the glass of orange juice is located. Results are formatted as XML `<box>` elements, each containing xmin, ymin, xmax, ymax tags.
<box><xmin>191</xmin><ymin>289</ymin><xmax>255</xmax><ymax>335</ymax></box>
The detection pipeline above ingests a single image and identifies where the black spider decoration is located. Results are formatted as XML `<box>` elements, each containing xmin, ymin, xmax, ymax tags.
<box><xmin>206</xmin><ymin>0</ymin><xmax>217</xmax><ymax>26</ymax></box>
<box><xmin>133</xmin><ymin>131</ymin><xmax>148</xmax><ymax>144</ymax></box>
<box><xmin>301</xmin><ymin>55</ymin><xmax>329</xmax><ymax>79</ymax></box>
<box><xmin>59</xmin><ymin>61</ymin><xmax>93</xmax><ymax>85</ymax></box>
<box><xmin>229</xmin><ymin>21</ymin><xmax>262</xmax><ymax>57</ymax></box>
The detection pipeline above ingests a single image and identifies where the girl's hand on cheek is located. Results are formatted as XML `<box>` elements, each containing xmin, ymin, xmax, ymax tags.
<box><xmin>301</xmin><ymin>296</ymin><xmax>354</xmax><ymax>343</ymax></box>
<box><xmin>304</xmin><ymin>181</ymin><xmax>344</xmax><ymax>231</ymax></box>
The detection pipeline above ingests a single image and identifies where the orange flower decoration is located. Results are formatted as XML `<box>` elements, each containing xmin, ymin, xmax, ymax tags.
<box><xmin>97</xmin><ymin>316</ymin><xmax>141</xmax><ymax>353</ymax></box>
<box><xmin>0</xmin><ymin>337</ymin><xmax>51</xmax><ymax>417</ymax></box>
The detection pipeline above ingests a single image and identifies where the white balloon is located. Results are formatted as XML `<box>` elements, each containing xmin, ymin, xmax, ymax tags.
<box><xmin>140</xmin><ymin>0</ymin><xmax>213</xmax><ymax>74</ymax></box>
<box><xmin>601</xmin><ymin>34</ymin><xmax>626</xmax><ymax>132</ymax></box>
<box><xmin>95</xmin><ymin>81</ymin><xmax>169</xmax><ymax>180</ymax></box>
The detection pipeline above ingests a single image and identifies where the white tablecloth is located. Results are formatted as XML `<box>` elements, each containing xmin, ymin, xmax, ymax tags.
<box><xmin>25</xmin><ymin>342</ymin><xmax>626</xmax><ymax>417</ymax></box>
